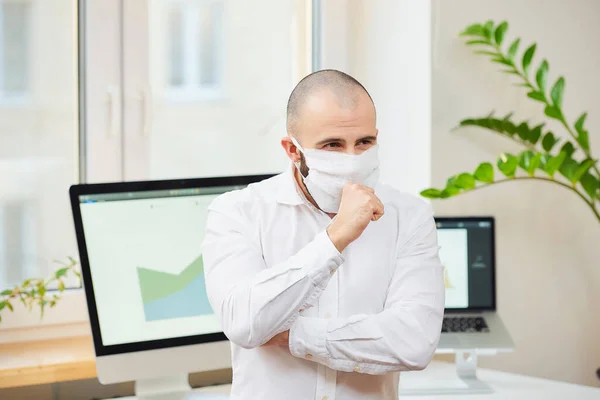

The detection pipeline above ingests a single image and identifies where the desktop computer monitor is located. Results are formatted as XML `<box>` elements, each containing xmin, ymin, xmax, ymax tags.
<box><xmin>69</xmin><ymin>175</ymin><xmax>274</xmax><ymax>398</ymax></box>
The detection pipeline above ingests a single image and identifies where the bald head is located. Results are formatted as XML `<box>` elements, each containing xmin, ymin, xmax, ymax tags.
<box><xmin>286</xmin><ymin>69</ymin><xmax>375</xmax><ymax>137</ymax></box>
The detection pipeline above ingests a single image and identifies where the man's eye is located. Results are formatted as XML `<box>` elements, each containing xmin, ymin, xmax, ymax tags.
<box><xmin>324</xmin><ymin>142</ymin><xmax>341</xmax><ymax>148</ymax></box>
<box><xmin>358</xmin><ymin>139</ymin><xmax>374</xmax><ymax>146</ymax></box>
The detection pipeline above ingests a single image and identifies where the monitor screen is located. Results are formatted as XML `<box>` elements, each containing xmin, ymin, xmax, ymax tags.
<box><xmin>435</xmin><ymin>217</ymin><xmax>495</xmax><ymax>311</ymax></box>
<box><xmin>78</xmin><ymin>185</ymin><xmax>240</xmax><ymax>347</ymax></box>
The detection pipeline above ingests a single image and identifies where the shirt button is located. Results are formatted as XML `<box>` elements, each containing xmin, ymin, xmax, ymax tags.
<box><xmin>329</xmin><ymin>269</ymin><xmax>335</xmax><ymax>276</ymax></box>
<box><xmin>322</xmin><ymin>397</ymin><xmax>328</xmax><ymax>400</ymax></box>
<box><xmin>306</xmin><ymin>353</ymin><xmax>313</xmax><ymax>360</ymax></box>
<box><xmin>299</xmin><ymin>308</ymin><xmax>304</xmax><ymax>313</ymax></box>
<box><xmin>353</xmin><ymin>365</ymin><xmax>360</xmax><ymax>372</ymax></box>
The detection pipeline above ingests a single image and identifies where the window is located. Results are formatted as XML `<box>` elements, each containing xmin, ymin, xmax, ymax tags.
<box><xmin>1</xmin><ymin>0</ymin><xmax>314</xmax><ymax>332</ymax></box>
<box><xmin>0</xmin><ymin>0</ymin><xmax>31</xmax><ymax>101</ymax></box>
<box><xmin>0</xmin><ymin>0</ymin><xmax>79</xmax><ymax>295</ymax></box>
<box><xmin>166</xmin><ymin>0</ymin><xmax>224</xmax><ymax>100</ymax></box>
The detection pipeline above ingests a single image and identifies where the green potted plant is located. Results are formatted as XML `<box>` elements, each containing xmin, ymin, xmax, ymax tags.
<box><xmin>421</xmin><ymin>20</ymin><xmax>599</xmax><ymax>222</ymax></box>
<box><xmin>0</xmin><ymin>257</ymin><xmax>80</xmax><ymax>322</ymax></box>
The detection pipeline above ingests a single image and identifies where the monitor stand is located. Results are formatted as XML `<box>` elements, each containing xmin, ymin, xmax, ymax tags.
<box><xmin>134</xmin><ymin>374</ymin><xmax>228</xmax><ymax>400</ymax></box>
<box><xmin>398</xmin><ymin>350</ymin><xmax>494</xmax><ymax>396</ymax></box>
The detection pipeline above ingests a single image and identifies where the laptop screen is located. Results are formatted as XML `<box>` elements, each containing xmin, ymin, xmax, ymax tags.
<box><xmin>435</xmin><ymin>217</ymin><xmax>495</xmax><ymax>311</ymax></box>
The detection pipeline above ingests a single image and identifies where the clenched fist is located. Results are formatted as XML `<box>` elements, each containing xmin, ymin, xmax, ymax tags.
<box><xmin>327</xmin><ymin>183</ymin><xmax>384</xmax><ymax>252</ymax></box>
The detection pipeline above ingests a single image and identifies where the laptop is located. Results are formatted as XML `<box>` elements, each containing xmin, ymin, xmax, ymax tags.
<box><xmin>435</xmin><ymin>216</ymin><xmax>514</xmax><ymax>352</ymax></box>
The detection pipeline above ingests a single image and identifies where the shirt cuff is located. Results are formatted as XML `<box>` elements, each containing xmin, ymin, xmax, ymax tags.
<box><xmin>289</xmin><ymin>316</ymin><xmax>329</xmax><ymax>361</ymax></box>
<box><xmin>304</xmin><ymin>231</ymin><xmax>344</xmax><ymax>287</ymax></box>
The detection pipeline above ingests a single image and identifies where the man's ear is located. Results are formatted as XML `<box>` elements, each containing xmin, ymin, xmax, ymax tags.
<box><xmin>281</xmin><ymin>136</ymin><xmax>301</xmax><ymax>163</ymax></box>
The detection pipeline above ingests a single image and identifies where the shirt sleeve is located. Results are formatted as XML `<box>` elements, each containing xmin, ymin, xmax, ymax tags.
<box><xmin>202</xmin><ymin>193</ymin><xmax>344</xmax><ymax>350</ymax></box>
<box><xmin>288</xmin><ymin>203</ymin><xmax>445</xmax><ymax>374</ymax></box>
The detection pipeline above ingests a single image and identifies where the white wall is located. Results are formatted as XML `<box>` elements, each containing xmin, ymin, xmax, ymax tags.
<box><xmin>323</xmin><ymin>0</ymin><xmax>432</xmax><ymax>197</ymax></box>
<box><xmin>432</xmin><ymin>0</ymin><xmax>600</xmax><ymax>387</ymax></box>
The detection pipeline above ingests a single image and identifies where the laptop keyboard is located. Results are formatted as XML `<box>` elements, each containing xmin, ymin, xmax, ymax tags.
<box><xmin>442</xmin><ymin>317</ymin><xmax>489</xmax><ymax>333</ymax></box>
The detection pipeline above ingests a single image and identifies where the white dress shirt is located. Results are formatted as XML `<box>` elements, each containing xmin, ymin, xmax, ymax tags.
<box><xmin>202</xmin><ymin>167</ymin><xmax>445</xmax><ymax>400</ymax></box>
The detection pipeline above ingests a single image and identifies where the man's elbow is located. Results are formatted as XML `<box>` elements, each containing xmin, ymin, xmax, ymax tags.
<box><xmin>401</xmin><ymin>340</ymin><xmax>437</xmax><ymax>371</ymax></box>
<box><xmin>224</xmin><ymin>327</ymin><xmax>265</xmax><ymax>349</ymax></box>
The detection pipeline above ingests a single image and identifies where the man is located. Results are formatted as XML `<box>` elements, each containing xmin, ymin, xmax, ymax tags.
<box><xmin>202</xmin><ymin>69</ymin><xmax>445</xmax><ymax>400</ymax></box>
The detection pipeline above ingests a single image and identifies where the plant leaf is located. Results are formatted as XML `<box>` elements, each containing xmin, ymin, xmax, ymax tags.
<box><xmin>580</xmin><ymin>173</ymin><xmax>600</xmax><ymax>200</ymax></box>
<box><xmin>460</xmin><ymin>23</ymin><xmax>485</xmax><ymax>37</ymax></box>
<box><xmin>446</xmin><ymin>175</ymin><xmax>458</xmax><ymax>188</ymax></box>
<box><xmin>522</xmin><ymin>43</ymin><xmax>537</xmax><ymax>75</ymax></box>
<box><xmin>560</xmin><ymin>141</ymin><xmax>576</xmax><ymax>158</ymax></box>
<box><xmin>544</xmin><ymin>105</ymin><xmax>562</xmax><ymax>120</ymax></box>
<box><xmin>467</xmin><ymin>40</ymin><xmax>492</xmax><ymax>46</ymax></box>
<box><xmin>58</xmin><ymin>280</ymin><xmax>65</xmax><ymax>291</ymax></box>
<box><xmin>519</xmin><ymin>151</ymin><xmax>534</xmax><ymax>171</ymax></box>
<box><xmin>574</xmin><ymin>112</ymin><xmax>590</xmax><ymax>152</ymax></box>
<box><xmin>536</xmin><ymin>60</ymin><xmax>549</xmax><ymax>92</ymax></box>
<box><xmin>529</xmin><ymin>124</ymin><xmax>543</xmax><ymax>144</ymax></box>
<box><xmin>494</xmin><ymin>21</ymin><xmax>508</xmax><ymax>45</ymax></box>
<box><xmin>507</xmin><ymin>38</ymin><xmax>520</xmax><ymax>61</ymax></box>
<box><xmin>483</xmin><ymin>20</ymin><xmax>495</xmax><ymax>40</ymax></box>
<box><xmin>0</xmin><ymin>301</ymin><xmax>6</xmax><ymax>311</ymax></box>
<box><xmin>528</xmin><ymin>153</ymin><xmax>542</xmax><ymax>176</ymax></box>
<box><xmin>491</xmin><ymin>57</ymin><xmax>513</xmax><ymax>67</ymax></box>
<box><xmin>516</xmin><ymin>123</ymin><xmax>530</xmax><ymax>141</ymax></box>
<box><xmin>527</xmin><ymin>91</ymin><xmax>546</xmax><ymax>102</ymax></box>
<box><xmin>541</xmin><ymin>132</ymin><xmax>558</xmax><ymax>152</ymax></box>
<box><xmin>441</xmin><ymin>187</ymin><xmax>460</xmax><ymax>198</ymax></box>
<box><xmin>6</xmin><ymin>301</ymin><xmax>13</xmax><ymax>312</ymax></box>
<box><xmin>454</xmin><ymin>173</ymin><xmax>476</xmax><ymax>189</ymax></box>
<box><xmin>1</xmin><ymin>289</ymin><xmax>12</xmax><ymax>296</ymax></box>
<box><xmin>497</xmin><ymin>153</ymin><xmax>519</xmax><ymax>177</ymax></box>
<box><xmin>559</xmin><ymin>157</ymin><xmax>579</xmax><ymax>182</ymax></box>
<box><xmin>474</xmin><ymin>162</ymin><xmax>494</xmax><ymax>183</ymax></box>
<box><xmin>543</xmin><ymin>152</ymin><xmax>567</xmax><ymax>177</ymax></box>
<box><xmin>55</xmin><ymin>268</ymin><xmax>69</xmax><ymax>279</ymax></box>
<box><xmin>550</xmin><ymin>76</ymin><xmax>565</xmax><ymax>107</ymax></box>
<box><xmin>474</xmin><ymin>50</ymin><xmax>498</xmax><ymax>56</ymax></box>
<box><xmin>572</xmin><ymin>159</ymin><xmax>597</xmax><ymax>184</ymax></box>
<box><xmin>420</xmin><ymin>188</ymin><xmax>442</xmax><ymax>199</ymax></box>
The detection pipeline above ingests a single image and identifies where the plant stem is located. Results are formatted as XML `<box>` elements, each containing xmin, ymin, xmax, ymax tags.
<box><xmin>492</xmin><ymin>44</ymin><xmax>600</xmax><ymax>179</ymax></box>
<box><xmin>462</xmin><ymin>176</ymin><xmax>600</xmax><ymax>223</ymax></box>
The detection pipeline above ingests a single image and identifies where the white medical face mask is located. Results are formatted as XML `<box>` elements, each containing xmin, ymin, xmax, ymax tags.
<box><xmin>291</xmin><ymin>137</ymin><xmax>380</xmax><ymax>213</ymax></box>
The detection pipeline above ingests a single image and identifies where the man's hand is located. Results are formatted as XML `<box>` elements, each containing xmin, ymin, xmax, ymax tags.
<box><xmin>262</xmin><ymin>330</ymin><xmax>290</xmax><ymax>347</ymax></box>
<box><xmin>327</xmin><ymin>183</ymin><xmax>384</xmax><ymax>252</ymax></box>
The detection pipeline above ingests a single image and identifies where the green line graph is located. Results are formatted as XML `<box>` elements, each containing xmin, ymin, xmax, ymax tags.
<box><xmin>137</xmin><ymin>255</ymin><xmax>213</xmax><ymax>321</ymax></box>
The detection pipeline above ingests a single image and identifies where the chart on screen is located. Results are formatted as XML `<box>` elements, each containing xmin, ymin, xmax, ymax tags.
<box><xmin>137</xmin><ymin>254</ymin><xmax>213</xmax><ymax>321</ymax></box>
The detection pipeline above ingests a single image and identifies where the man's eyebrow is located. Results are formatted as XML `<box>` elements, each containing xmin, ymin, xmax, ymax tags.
<box><xmin>357</xmin><ymin>135</ymin><xmax>377</xmax><ymax>143</ymax></box>
<box><xmin>315</xmin><ymin>137</ymin><xmax>345</xmax><ymax>146</ymax></box>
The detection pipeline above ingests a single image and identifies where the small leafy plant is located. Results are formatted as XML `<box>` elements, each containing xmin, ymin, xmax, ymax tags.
<box><xmin>421</xmin><ymin>20</ymin><xmax>600</xmax><ymax>223</ymax></box>
<box><xmin>0</xmin><ymin>257</ymin><xmax>81</xmax><ymax>322</ymax></box>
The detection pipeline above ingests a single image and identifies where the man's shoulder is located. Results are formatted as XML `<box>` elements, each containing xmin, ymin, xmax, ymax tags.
<box><xmin>208</xmin><ymin>173</ymin><xmax>285</xmax><ymax>214</ymax></box>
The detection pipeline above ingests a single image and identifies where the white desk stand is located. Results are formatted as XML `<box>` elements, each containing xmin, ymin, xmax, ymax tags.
<box><xmin>399</xmin><ymin>350</ymin><xmax>494</xmax><ymax>396</ymax></box>
<box><xmin>112</xmin><ymin>374</ymin><xmax>229</xmax><ymax>400</ymax></box>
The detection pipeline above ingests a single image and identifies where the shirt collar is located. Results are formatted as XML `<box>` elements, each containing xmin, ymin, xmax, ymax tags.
<box><xmin>276</xmin><ymin>164</ymin><xmax>306</xmax><ymax>206</ymax></box>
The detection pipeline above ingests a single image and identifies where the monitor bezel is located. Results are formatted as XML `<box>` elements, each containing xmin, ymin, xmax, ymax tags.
<box><xmin>434</xmin><ymin>216</ymin><xmax>496</xmax><ymax>313</ymax></box>
<box><xmin>69</xmin><ymin>174</ymin><xmax>276</xmax><ymax>356</ymax></box>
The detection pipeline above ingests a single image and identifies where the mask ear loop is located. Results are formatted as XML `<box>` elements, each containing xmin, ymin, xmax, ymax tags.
<box><xmin>290</xmin><ymin>137</ymin><xmax>305</xmax><ymax>173</ymax></box>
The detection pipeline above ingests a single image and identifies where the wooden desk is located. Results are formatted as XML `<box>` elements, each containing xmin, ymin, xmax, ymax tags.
<box><xmin>0</xmin><ymin>336</ymin><xmax>96</xmax><ymax>389</ymax></box>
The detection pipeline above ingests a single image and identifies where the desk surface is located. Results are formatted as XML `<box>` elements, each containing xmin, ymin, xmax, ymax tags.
<box><xmin>0</xmin><ymin>336</ymin><xmax>96</xmax><ymax>389</ymax></box>
<box><xmin>190</xmin><ymin>363</ymin><xmax>600</xmax><ymax>399</ymax></box>
<box><xmin>1</xmin><ymin>336</ymin><xmax>599</xmax><ymax>399</ymax></box>
<box><xmin>399</xmin><ymin>362</ymin><xmax>600</xmax><ymax>399</ymax></box>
